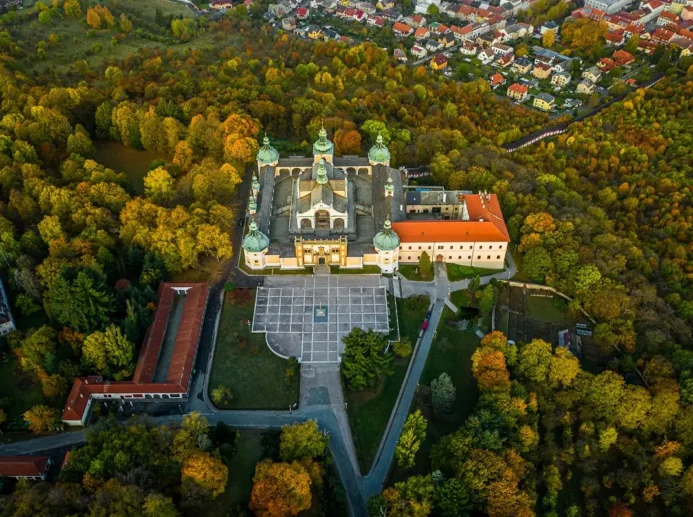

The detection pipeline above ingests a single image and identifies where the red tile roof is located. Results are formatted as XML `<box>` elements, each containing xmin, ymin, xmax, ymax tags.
<box><xmin>393</xmin><ymin>193</ymin><xmax>509</xmax><ymax>243</ymax></box>
<box><xmin>0</xmin><ymin>456</ymin><xmax>50</xmax><ymax>478</ymax></box>
<box><xmin>62</xmin><ymin>283</ymin><xmax>208</xmax><ymax>423</ymax></box>
<box><xmin>508</xmin><ymin>83</ymin><xmax>528</xmax><ymax>94</ymax></box>
<box><xmin>393</xmin><ymin>22</ymin><xmax>413</xmax><ymax>34</ymax></box>
<box><xmin>490</xmin><ymin>73</ymin><xmax>505</xmax><ymax>86</ymax></box>
<box><xmin>612</xmin><ymin>49</ymin><xmax>635</xmax><ymax>65</ymax></box>
<box><xmin>432</xmin><ymin>53</ymin><xmax>448</xmax><ymax>66</ymax></box>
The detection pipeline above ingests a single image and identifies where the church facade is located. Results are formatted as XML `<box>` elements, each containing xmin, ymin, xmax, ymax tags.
<box><xmin>243</xmin><ymin>130</ymin><xmax>509</xmax><ymax>274</ymax></box>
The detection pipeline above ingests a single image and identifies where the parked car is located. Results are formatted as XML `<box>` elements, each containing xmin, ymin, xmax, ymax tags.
<box><xmin>422</xmin><ymin>320</ymin><xmax>429</xmax><ymax>331</ymax></box>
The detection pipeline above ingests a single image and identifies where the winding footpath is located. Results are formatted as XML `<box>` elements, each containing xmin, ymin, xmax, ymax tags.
<box><xmin>0</xmin><ymin>254</ymin><xmax>516</xmax><ymax>516</ymax></box>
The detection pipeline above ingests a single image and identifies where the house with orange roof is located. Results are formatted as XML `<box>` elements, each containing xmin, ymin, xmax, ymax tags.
<box><xmin>489</xmin><ymin>73</ymin><xmax>506</xmax><ymax>88</ymax></box>
<box><xmin>62</xmin><ymin>283</ymin><xmax>209</xmax><ymax>425</ymax></box>
<box><xmin>507</xmin><ymin>82</ymin><xmax>528</xmax><ymax>101</ymax></box>
<box><xmin>612</xmin><ymin>49</ymin><xmax>635</xmax><ymax>65</ymax></box>
<box><xmin>415</xmin><ymin>27</ymin><xmax>430</xmax><ymax>39</ymax></box>
<box><xmin>392</xmin><ymin>22</ymin><xmax>414</xmax><ymax>37</ymax></box>
<box><xmin>0</xmin><ymin>456</ymin><xmax>52</xmax><ymax>480</ymax></box>
<box><xmin>598</xmin><ymin>57</ymin><xmax>616</xmax><ymax>71</ymax></box>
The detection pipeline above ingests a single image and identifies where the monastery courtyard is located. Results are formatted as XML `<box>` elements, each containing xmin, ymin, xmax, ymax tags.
<box><xmin>251</xmin><ymin>275</ymin><xmax>390</xmax><ymax>363</ymax></box>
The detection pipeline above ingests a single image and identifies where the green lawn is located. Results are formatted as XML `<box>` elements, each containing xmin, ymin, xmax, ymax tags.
<box><xmin>525</xmin><ymin>294</ymin><xmax>568</xmax><ymax>323</ymax></box>
<box><xmin>445</xmin><ymin>263</ymin><xmax>503</xmax><ymax>282</ymax></box>
<box><xmin>346</xmin><ymin>296</ymin><xmax>430</xmax><ymax>474</ymax></box>
<box><xmin>208</xmin><ymin>290</ymin><xmax>299</xmax><ymax>410</ymax></box>
<box><xmin>221</xmin><ymin>431</ymin><xmax>264</xmax><ymax>505</ymax></box>
<box><xmin>331</xmin><ymin>265</ymin><xmax>382</xmax><ymax>275</ymax></box>
<box><xmin>398</xmin><ymin>264</ymin><xmax>432</xmax><ymax>282</ymax></box>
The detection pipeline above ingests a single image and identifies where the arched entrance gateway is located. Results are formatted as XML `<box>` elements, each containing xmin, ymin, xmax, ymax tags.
<box><xmin>315</xmin><ymin>210</ymin><xmax>330</xmax><ymax>229</ymax></box>
<box><xmin>333</xmin><ymin>218</ymin><xmax>345</xmax><ymax>230</ymax></box>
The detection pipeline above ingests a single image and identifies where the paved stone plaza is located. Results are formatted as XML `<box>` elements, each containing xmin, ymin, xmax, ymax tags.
<box><xmin>252</xmin><ymin>275</ymin><xmax>390</xmax><ymax>363</ymax></box>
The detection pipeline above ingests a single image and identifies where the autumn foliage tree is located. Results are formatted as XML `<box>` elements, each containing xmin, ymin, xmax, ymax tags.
<box><xmin>250</xmin><ymin>459</ymin><xmax>312</xmax><ymax>516</ymax></box>
<box><xmin>181</xmin><ymin>451</ymin><xmax>229</xmax><ymax>498</ymax></box>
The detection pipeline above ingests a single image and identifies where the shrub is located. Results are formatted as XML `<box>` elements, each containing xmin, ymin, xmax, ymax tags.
<box><xmin>250</xmin><ymin>345</ymin><xmax>260</xmax><ymax>356</ymax></box>
<box><xmin>393</xmin><ymin>339</ymin><xmax>413</xmax><ymax>359</ymax></box>
<box><xmin>212</xmin><ymin>385</ymin><xmax>233</xmax><ymax>407</ymax></box>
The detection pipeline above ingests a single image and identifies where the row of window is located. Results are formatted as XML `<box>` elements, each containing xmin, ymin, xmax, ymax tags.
<box><xmin>399</xmin><ymin>244</ymin><xmax>505</xmax><ymax>251</ymax></box>
<box><xmin>405</xmin><ymin>255</ymin><xmax>502</xmax><ymax>261</ymax></box>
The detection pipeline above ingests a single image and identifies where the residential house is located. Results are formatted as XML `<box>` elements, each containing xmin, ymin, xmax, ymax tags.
<box><xmin>491</xmin><ymin>42</ymin><xmax>513</xmax><ymax>56</ymax></box>
<box><xmin>431</xmin><ymin>53</ymin><xmax>449</xmax><ymax>70</ymax></box>
<box><xmin>438</xmin><ymin>33</ymin><xmax>456</xmax><ymax>48</ymax></box>
<box><xmin>308</xmin><ymin>26</ymin><xmax>325</xmax><ymax>39</ymax></box>
<box><xmin>552</xmin><ymin>60</ymin><xmax>572</xmax><ymax>74</ymax></box>
<box><xmin>657</xmin><ymin>11</ymin><xmax>680</xmax><ymax>27</ymax></box>
<box><xmin>540</xmin><ymin>21</ymin><xmax>559</xmax><ymax>35</ymax></box>
<box><xmin>501</xmin><ymin>22</ymin><xmax>533</xmax><ymax>41</ymax></box>
<box><xmin>577</xmin><ymin>79</ymin><xmax>596</xmax><ymax>94</ymax></box>
<box><xmin>477</xmin><ymin>32</ymin><xmax>498</xmax><ymax>48</ymax></box>
<box><xmin>456</xmin><ymin>5</ymin><xmax>478</xmax><ymax>21</ymax></box>
<box><xmin>426</xmin><ymin>39</ymin><xmax>443</xmax><ymax>52</ymax></box>
<box><xmin>411</xmin><ymin>45</ymin><xmax>428</xmax><ymax>58</ymax></box>
<box><xmin>651</xmin><ymin>27</ymin><xmax>676</xmax><ymax>44</ymax></box>
<box><xmin>460</xmin><ymin>40</ymin><xmax>478</xmax><ymax>55</ymax></box>
<box><xmin>533</xmin><ymin>62</ymin><xmax>553</xmax><ymax>79</ymax></box>
<box><xmin>436</xmin><ymin>24</ymin><xmax>451</xmax><ymax>35</ymax></box>
<box><xmin>367</xmin><ymin>15</ymin><xmax>385</xmax><ymax>27</ymax></box>
<box><xmin>415</xmin><ymin>27</ymin><xmax>430</xmax><ymax>39</ymax></box>
<box><xmin>478</xmin><ymin>48</ymin><xmax>495</xmax><ymax>64</ymax></box>
<box><xmin>612</xmin><ymin>49</ymin><xmax>635</xmax><ymax>65</ymax></box>
<box><xmin>533</xmin><ymin>92</ymin><xmax>555</xmax><ymax>111</ymax></box>
<box><xmin>0</xmin><ymin>279</ymin><xmax>15</xmax><ymax>336</ymax></box>
<box><xmin>210</xmin><ymin>0</ymin><xmax>234</xmax><ymax>9</ymax></box>
<box><xmin>297</xmin><ymin>6</ymin><xmax>309</xmax><ymax>18</ymax></box>
<box><xmin>393</xmin><ymin>22</ymin><xmax>414</xmax><ymax>37</ymax></box>
<box><xmin>684</xmin><ymin>6</ymin><xmax>693</xmax><ymax>21</ymax></box>
<box><xmin>410</xmin><ymin>14</ymin><xmax>426</xmax><ymax>27</ymax></box>
<box><xmin>598</xmin><ymin>57</ymin><xmax>617</xmax><ymax>71</ymax></box>
<box><xmin>376</xmin><ymin>0</ymin><xmax>395</xmax><ymax>8</ymax></box>
<box><xmin>394</xmin><ymin>48</ymin><xmax>408</xmax><ymax>63</ymax></box>
<box><xmin>512</xmin><ymin>58</ymin><xmax>532</xmax><ymax>74</ymax></box>
<box><xmin>282</xmin><ymin>17</ymin><xmax>297</xmax><ymax>30</ymax></box>
<box><xmin>0</xmin><ymin>456</ymin><xmax>52</xmax><ymax>481</ymax></box>
<box><xmin>551</xmin><ymin>71</ymin><xmax>571</xmax><ymax>87</ymax></box>
<box><xmin>583</xmin><ymin>0</ymin><xmax>636</xmax><ymax>15</ymax></box>
<box><xmin>604</xmin><ymin>30</ymin><xmax>626</xmax><ymax>46</ymax></box>
<box><xmin>380</xmin><ymin>7</ymin><xmax>401</xmax><ymax>21</ymax></box>
<box><xmin>451</xmin><ymin>25</ymin><xmax>474</xmax><ymax>41</ymax></box>
<box><xmin>507</xmin><ymin>83</ymin><xmax>529</xmax><ymax>101</ymax></box>
<box><xmin>489</xmin><ymin>73</ymin><xmax>506</xmax><ymax>88</ymax></box>
<box><xmin>497</xmin><ymin>53</ymin><xmax>514</xmax><ymax>67</ymax></box>
<box><xmin>582</xmin><ymin>66</ymin><xmax>602</xmax><ymax>83</ymax></box>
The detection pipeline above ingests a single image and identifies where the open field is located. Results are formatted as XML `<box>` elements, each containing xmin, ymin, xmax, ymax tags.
<box><xmin>346</xmin><ymin>295</ymin><xmax>429</xmax><ymax>474</ymax></box>
<box><xmin>208</xmin><ymin>290</ymin><xmax>299</xmax><ymax>410</ymax></box>
<box><xmin>398</xmin><ymin>264</ymin><xmax>431</xmax><ymax>282</ymax></box>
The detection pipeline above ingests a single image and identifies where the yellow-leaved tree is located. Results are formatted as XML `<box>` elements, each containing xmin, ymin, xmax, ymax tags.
<box><xmin>181</xmin><ymin>451</ymin><xmax>228</xmax><ymax>498</ymax></box>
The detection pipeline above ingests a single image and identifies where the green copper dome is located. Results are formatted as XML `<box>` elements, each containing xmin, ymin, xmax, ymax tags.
<box><xmin>256</xmin><ymin>135</ymin><xmax>279</xmax><ymax>165</ymax></box>
<box><xmin>251</xmin><ymin>172</ymin><xmax>260</xmax><ymax>191</ymax></box>
<box><xmin>316</xmin><ymin>158</ymin><xmax>328</xmax><ymax>185</ymax></box>
<box><xmin>373</xmin><ymin>218</ymin><xmax>400</xmax><ymax>251</ymax></box>
<box><xmin>368</xmin><ymin>133</ymin><xmax>391</xmax><ymax>163</ymax></box>
<box><xmin>313</xmin><ymin>126</ymin><xmax>333</xmax><ymax>155</ymax></box>
<box><xmin>242</xmin><ymin>220</ymin><xmax>269</xmax><ymax>253</ymax></box>
<box><xmin>248</xmin><ymin>194</ymin><xmax>257</xmax><ymax>212</ymax></box>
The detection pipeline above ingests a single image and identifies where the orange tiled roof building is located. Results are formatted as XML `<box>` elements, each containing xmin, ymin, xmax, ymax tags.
<box><xmin>245</xmin><ymin>130</ymin><xmax>510</xmax><ymax>275</ymax></box>
<box><xmin>62</xmin><ymin>282</ymin><xmax>208</xmax><ymax>425</ymax></box>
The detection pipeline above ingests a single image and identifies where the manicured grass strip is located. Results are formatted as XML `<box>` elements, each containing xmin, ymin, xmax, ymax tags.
<box><xmin>331</xmin><ymin>265</ymin><xmax>382</xmax><ymax>275</ymax></box>
<box><xmin>398</xmin><ymin>264</ymin><xmax>431</xmax><ymax>282</ymax></box>
<box><xmin>445</xmin><ymin>263</ymin><xmax>503</xmax><ymax>282</ymax></box>
<box><xmin>221</xmin><ymin>432</ymin><xmax>264</xmax><ymax>505</ymax></box>
<box><xmin>208</xmin><ymin>290</ymin><xmax>299</xmax><ymax>410</ymax></box>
